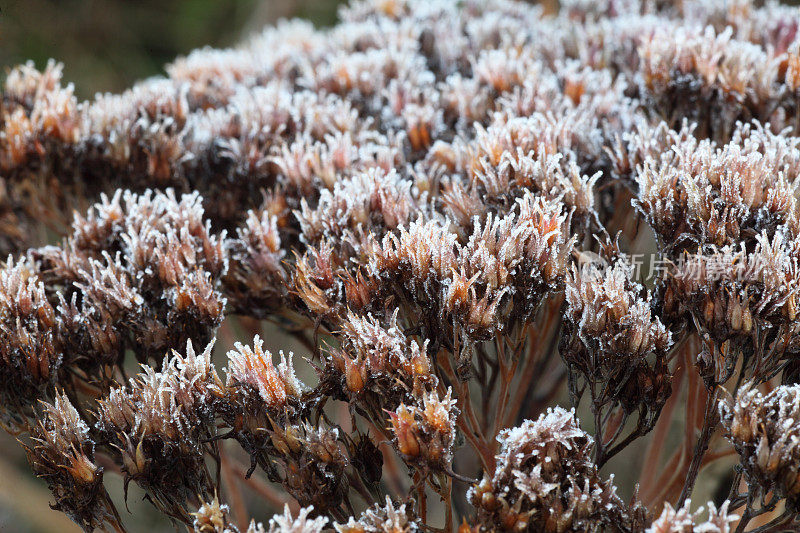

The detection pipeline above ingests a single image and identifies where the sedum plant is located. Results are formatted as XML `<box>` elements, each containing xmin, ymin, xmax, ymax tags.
<box><xmin>3</xmin><ymin>0</ymin><xmax>800</xmax><ymax>531</ymax></box>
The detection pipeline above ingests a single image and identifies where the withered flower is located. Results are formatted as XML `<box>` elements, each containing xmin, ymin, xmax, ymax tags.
<box><xmin>387</xmin><ymin>389</ymin><xmax>457</xmax><ymax>470</ymax></box>
<box><xmin>664</xmin><ymin>232</ymin><xmax>800</xmax><ymax>384</ymax></box>
<box><xmin>0</xmin><ymin>256</ymin><xmax>59</xmax><ymax>427</ymax></box>
<box><xmin>469</xmin><ymin>407</ymin><xmax>639</xmax><ymax>532</ymax></box>
<box><xmin>720</xmin><ymin>384</ymin><xmax>800</xmax><ymax>509</ymax></box>
<box><xmin>633</xmin><ymin>121</ymin><xmax>800</xmax><ymax>251</ymax></box>
<box><xmin>562</xmin><ymin>249</ymin><xmax>672</xmax><ymax>461</ymax></box>
<box><xmin>225</xmin><ymin>335</ymin><xmax>305</xmax><ymax>409</ymax></box>
<box><xmin>224</xmin><ymin>207</ymin><xmax>288</xmax><ymax>316</ymax></box>
<box><xmin>250</xmin><ymin>505</ymin><xmax>329</xmax><ymax>533</ymax></box>
<box><xmin>25</xmin><ymin>393</ymin><xmax>122</xmax><ymax>532</ymax></box>
<box><xmin>334</xmin><ymin>496</ymin><xmax>420</xmax><ymax>533</ymax></box>
<box><xmin>95</xmin><ymin>341</ymin><xmax>221</xmax><ymax>522</ymax></box>
<box><xmin>193</xmin><ymin>494</ymin><xmax>237</xmax><ymax>533</ymax></box>
<box><xmin>646</xmin><ymin>500</ymin><xmax>738</xmax><ymax>533</ymax></box>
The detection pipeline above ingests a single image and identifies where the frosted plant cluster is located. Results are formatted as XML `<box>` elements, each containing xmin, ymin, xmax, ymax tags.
<box><xmin>3</xmin><ymin>0</ymin><xmax>800</xmax><ymax>531</ymax></box>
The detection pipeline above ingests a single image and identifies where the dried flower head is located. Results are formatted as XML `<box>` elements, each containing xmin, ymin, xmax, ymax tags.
<box><xmin>7</xmin><ymin>0</ymin><xmax>800</xmax><ymax>531</ymax></box>
<box><xmin>95</xmin><ymin>341</ymin><xmax>221</xmax><ymax>522</ymax></box>
<box><xmin>470</xmin><ymin>407</ymin><xmax>637</xmax><ymax>532</ymax></box>
<box><xmin>646</xmin><ymin>500</ymin><xmax>738</xmax><ymax>533</ymax></box>
<box><xmin>562</xmin><ymin>249</ymin><xmax>673</xmax><ymax>461</ymax></box>
<box><xmin>720</xmin><ymin>384</ymin><xmax>800</xmax><ymax>509</ymax></box>
<box><xmin>0</xmin><ymin>255</ymin><xmax>59</xmax><ymax>426</ymax></box>
<box><xmin>193</xmin><ymin>494</ymin><xmax>237</xmax><ymax>533</ymax></box>
<box><xmin>25</xmin><ymin>393</ymin><xmax>122</xmax><ymax>532</ymax></box>
<box><xmin>334</xmin><ymin>496</ymin><xmax>420</xmax><ymax>533</ymax></box>
<box><xmin>250</xmin><ymin>505</ymin><xmax>329</xmax><ymax>533</ymax></box>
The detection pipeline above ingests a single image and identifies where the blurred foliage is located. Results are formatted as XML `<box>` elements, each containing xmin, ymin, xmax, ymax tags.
<box><xmin>0</xmin><ymin>0</ymin><xmax>342</xmax><ymax>98</ymax></box>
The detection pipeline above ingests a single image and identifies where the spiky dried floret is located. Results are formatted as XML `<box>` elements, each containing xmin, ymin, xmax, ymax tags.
<box><xmin>552</xmin><ymin>10</ymin><xmax>671</xmax><ymax>77</ymax></box>
<box><xmin>661</xmin><ymin>231</ymin><xmax>800</xmax><ymax>386</ymax></box>
<box><xmin>676</xmin><ymin>0</ymin><xmax>798</xmax><ymax>52</ymax></box>
<box><xmin>291</xmin><ymin>240</ymin><xmax>343</xmax><ymax>319</ymax></box>
<box><xmin>470</xmin><ymin>407</ymin><xmax>639</xmax><ymax>532</ymax></box>
<box><xmin>328</xmin><ymin>310</ymin><xmax>434</xmax><ymax>399</ymax></box>
<box><xmin>277</xmin><ymin>424</ymin><xmax>353</xmax><ymax>512</ymax></box>
<box><xmin>3</xmin><ymin>60</ymin><xmax>67</xmax><ymax>109</ymax></box>
<box><xmin>646</xmin><ymin>500</ymin><xmax>738</xmax><ymax>533</ymax></box>
<box><xmin>25</xmin><ymin>393</ymin><xmax>122</xmax><ymax>532</ymax></box>
<box><xmin>193</xmin><ymin>495</ymin><xmax>237</xmax><ymax>533</ymax></box>
<box><xmin>115</xmin><ymin>189</ymin><xmax>226</xmax><ymax>281</ymax></box>
<box><xmin>225</xmin><ymin>335</ymin><xmax>306</xmax><ymax>409</ymax></box>
<box><xmin>720</xmin><ymin>384</ymin><xmax>800</xmax><ymax>509</ymax></box>
<box><xmin>193</xmin><ymin>499</ymin><xmax>329</xmax><ymax>533</ymax></box>
<box><xmin>224</xmin><ymin>205</ymin><xmax>288</xmax><ymax>316</ymax></box>
<box><xmin>0</xmin><ymin>59</ymin><xmax>79</xmax><ymax>171</ymax></box>
<box><xmin>95</xmin><ymin>340</ymin><xmax>221</xmax><ymax>522</ymax></box>
<box><xmin>322</xmin><ymin>311</ymin><xmax>456</xmax><ymax>470</ymax></box>
<box><xmin>565</xmin><ymin>252</ymin><xmax>672</xmax><ymax>363</ymax></box>
<box><xmin>562</xmin><ymin>250</ymin><xmax>673</xmax><ymax>445</ymax></box>
<box><xmin>560</xmin><ymin>0</ymin><xmax>648</xmax><ymax>22</ymax></box>
<box><xmin>271</xmin><ymin>131</ymin><xmax>379</xmax><ymax>196</ymax></box>
<box><xmin>0</xmin><ymin>256</ymin><xmax>59</xmax><ymax>426</ymax></box>
<box><xmin>387</xmin><ymin>388</ymin><xmax>458</xmax><ymax>470</ymax></box>
<box><xmin>434</xmin><ymin>112</ymin><xmax>602</xmax><ymax>227</ymax></box>
<box><xmin>607</xmin><ymin>118</ymin><xmax>695</xmax><ymax>184</ymax></box>
<box><xmin>297</xmin><ymin>167</ymin><xmax>419</xmax><ymax>245</ymax></box>
<box><xmin>663</xmin><ymin>231</ymin><xmax>800</xmax><ymax>381</ymax></box>
<box><xmin>364</xmin><ymin>193</ymin><xmax>574</xmax><ymax>342</ymax></box>
<box><xmin>495</xmin><ymin>60</ymin><xmax>630</xmax><ymax>133</ymax></box>
<box><xmin>334</xmin><ymin>496</ymin><xmax>420</xmax><ymax>533</ymax></box>
<box><xmin>634</xmin><ymin>121</ymin><xmax>800</xmax><ymax>251</ymax></box>
<box><xmin>461</xmin><ymin>194</ymin><xmax>575</xmax><ymax>320</ymax></box>
<box><xmin>28</xmin><ymin>188</ymin><xmax>227</xmax><ymax>372</ymax></box>
<box><xmin>638</xmin><ymin>25</ymin><xmax>791</xmax><ymax>141</ymax></box>
<box><xmin>218</xmin><ymin>335</ymin><xmax>358</xmax><ymax>508</ymax></box>
<box><xmin>247</xmin><ymin>505</ymin><xmax>328</xmax><ymax>533</ymax></box>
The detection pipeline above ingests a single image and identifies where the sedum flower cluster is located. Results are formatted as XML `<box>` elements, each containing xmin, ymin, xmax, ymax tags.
<box><xmin>3</xmin><ymin>0</ymin><xmax>800</xmax><ymax>532</ymax></box>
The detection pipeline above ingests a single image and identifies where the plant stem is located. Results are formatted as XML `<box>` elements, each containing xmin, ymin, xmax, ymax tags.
<box><xmin>677</xmin><ymin>387</ymin><xmax>719</xmax><ymax>508</ymax></box>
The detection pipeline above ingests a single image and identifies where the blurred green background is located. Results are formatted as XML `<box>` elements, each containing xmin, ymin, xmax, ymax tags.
<box><xmin>0</xmin><ymin>0</ymin><xmax>342</xmax><ymax>99</ymax></box>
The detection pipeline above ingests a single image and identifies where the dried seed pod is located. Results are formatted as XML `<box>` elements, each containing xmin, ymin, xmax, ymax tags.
<box><xmin>95</xmin><ymin>340</ymin><xmax>222</xmax><ymax>523</ymax></box>
<box><xmin>0</xmin><ymin>256</ymin><xmax>60</xmax><ymax>427</ymax></box>
<box><xmin>720</xmin><ymin>384</ymin><xmax>800</xmax><ymax>509</ymax></box>
<box><xmin>646</xmin><ymin>500</ymin><xmax>738</xmax><ymax>533</ymax></box>
<box><xmin>469</xmin><ymin>407</ymin><xmax>636</xmax><ymax>532</ymax></box>
<box><xmin>248</xmin><ymin>505</ymin><xmax>328</xmax><ymax>533</ymax></box>
<box><xmin>25</xmin><ymin>393</ymin><xmax>122</xmax><ymax>532</ymax></box>
<box><xmin>334</xmin><ymin>496</ymin><xmax>420</xmax><ymax>533</ymax></box>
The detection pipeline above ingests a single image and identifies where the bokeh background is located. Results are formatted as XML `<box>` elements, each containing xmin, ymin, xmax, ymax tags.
<box><xmin>0</xmin><ymin>0</ymin><xmax>343</xmax><ymax>99</ymax></box>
